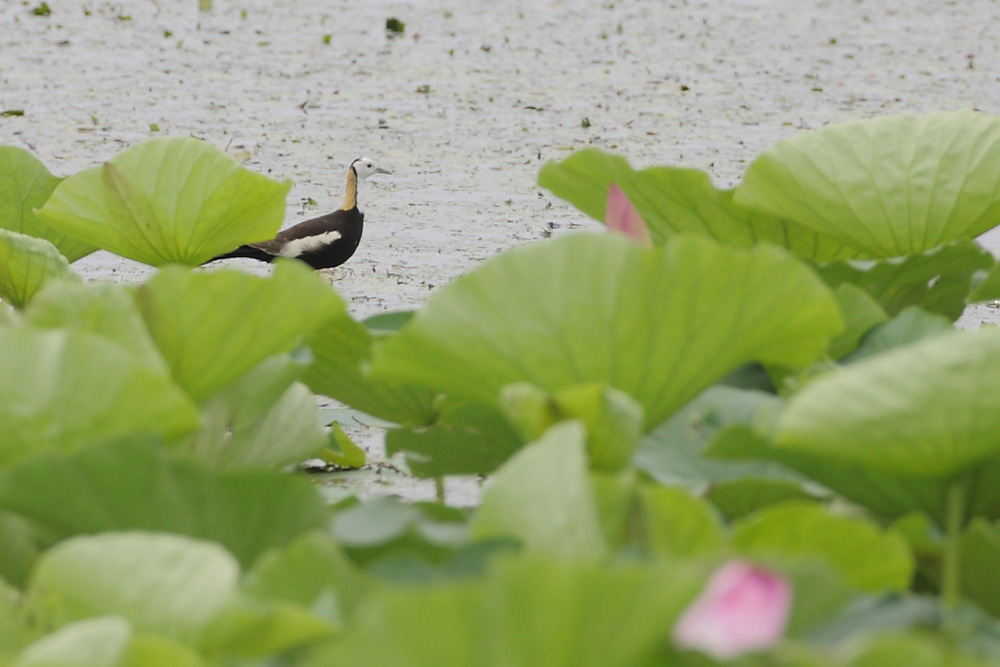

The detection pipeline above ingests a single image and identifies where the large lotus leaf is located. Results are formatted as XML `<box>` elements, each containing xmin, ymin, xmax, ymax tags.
<box><xmin>538</xmin><ymin>148</ymin><xmax>863</xmax><ymax>261</ymax></box>
<box><xmin>732</xmin><ymin>501</ymin><xmax>913</xmax><ymax>593</ymax></box>
<box><xmin>0</xmin><ymin>230</ymin><xmax>80</xmax><ymax>308</ymax></box>
<box><xmin>303</xmin><ymin>312</ymin><xmax>437</xmax><ymax>426</ymax></box>
<box><xmin>842</xmin><ymin>306</ymin><xmax>953</xmax><ymax>364</ymax></box>
<box><xmin>815</xmin><ymin>239</ymin><xmax>994</xmax><ymax>321</ymax></box>
<box><xmin>34</xmin><ymin>137</ymin><xmax>290</xmax><ymax>266</ymax></box>
<box><xmin>708</xmin><ymin>415</ymin><xmax>1000</xmax><ymax>528</ymax></box>
<box><xmin>310</xmin><ymin>557</ymin><xmax>704</xmax><ymax>667</ymax></box>
<box><xmin>0</xmin><ymin>328</ymin><xmax>198</xmax><ymax>464</ymax></box>
<box><xmin>735</xmin><ymin>110</ymin><xmax>1000</xmax><ymax>257</ymax></box>
<box><xmin>777</xmin><ymin>328</ymin><xmax>1000</xmax><ymax>477</ymax></box>
<box><xmin>29</xmin><ymin>532</ymin><xmax>238</xmax><ymax>647</ymax></box>
<box><xmin>372</xmin><ymin>234</ymin><xmax>842</xmax><ymax>428</ymax></box>
<box><xmin>471</xmin><ymin>422</ymin><xmax>607</xmax><ymax>562</ymax></box>
<box><xmin>25</xmin><ymin>280</ymin><xmax>166</xmax><ymax>373</ymax></box>
<box><xmin>134</xmin><ymin>261</ymin><xmax>344</xmax><ymax>401</ymax></box>
<box><xmin>0</xmin><ymin>146</ymin><xmax>95</xmax><ymax>262</ymax></box>
<box><xmin>0</xmin><ymin>438</ymin><xmax>329</xmax><ymax>569</ymax></box>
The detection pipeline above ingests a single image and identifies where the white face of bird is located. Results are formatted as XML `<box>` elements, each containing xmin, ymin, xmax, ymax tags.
<box><xmin>352</xmin><ymin>157</ymin><xmax>391</xmax><ymax>180</ymax></box>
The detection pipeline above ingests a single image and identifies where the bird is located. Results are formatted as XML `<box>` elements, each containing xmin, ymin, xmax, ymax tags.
<box><xmin>206</xmin><ymin>157</ymin><xmax>390</xmax><ymax>272</ymax></box>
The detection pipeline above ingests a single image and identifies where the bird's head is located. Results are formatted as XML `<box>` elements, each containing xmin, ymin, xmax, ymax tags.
<box><xmin>351</xmin><ymin>157</ymin><xmax>391</xmax><ymax>180</ymax></box>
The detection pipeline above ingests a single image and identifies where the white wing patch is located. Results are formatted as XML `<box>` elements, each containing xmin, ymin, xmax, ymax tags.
<box><xmin>279</xmin><ymin>230</ymin><xmax>343</xmax><ymax>258</ymax></box>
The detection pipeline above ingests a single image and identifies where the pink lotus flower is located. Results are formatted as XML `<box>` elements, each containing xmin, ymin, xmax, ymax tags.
<box><xmin>672</xmin><ymin>560</ymin><xmax>792</xmax><ymax>660</ymax></box>
<box><xmin>605</xmin><ymin>183</ymin><xmax>653</xmax><ymax>247</ymax></box>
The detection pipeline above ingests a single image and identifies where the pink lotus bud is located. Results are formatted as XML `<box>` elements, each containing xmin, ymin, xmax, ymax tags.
<box><xmin>672</xmin><ymin>560</ymin><xmax>792</xmax><ymax>660</ymax></box>
<box><xmin>605</xmin><ymin>183</ymin><xmax>653</xmax><ymax>247</ymax></box>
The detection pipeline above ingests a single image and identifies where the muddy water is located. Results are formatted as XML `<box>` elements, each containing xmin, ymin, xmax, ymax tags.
<box><xmin>4</xmin><ymin>0</ymin><xmax>1000</xmax><ymax>503</ymax></box>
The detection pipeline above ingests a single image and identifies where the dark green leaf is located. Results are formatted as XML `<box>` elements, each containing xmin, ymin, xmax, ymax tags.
<box><xmin>0</xmin><ymin>439</ymin><xmax>329</xmax><ymax>568</ymax></box>
<box><xmin>386</xmin><ymin>401</ymin><xmax>521</xmax><ymax>477</ymax></box>
<box><xmin>304</xmin><ymin>312</ymin><xmax>437</xmax><ymax>426</ymax></box>
<box><xmin>815</xmin><ymin>239</ymin><xmax>993</xmax><ymax>320</ymax></box>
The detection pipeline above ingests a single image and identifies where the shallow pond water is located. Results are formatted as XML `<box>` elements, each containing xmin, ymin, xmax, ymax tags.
<box><xmin>5</xmin><ymin>0</ymin><xmax>1000</xmax><ymax>503</ymax></box>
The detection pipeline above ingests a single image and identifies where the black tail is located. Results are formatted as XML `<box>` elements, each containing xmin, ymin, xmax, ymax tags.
<box><xmin>204</xmin><ymin>245</ymin><xmax>276</xmax><ymax>265</ymax></box>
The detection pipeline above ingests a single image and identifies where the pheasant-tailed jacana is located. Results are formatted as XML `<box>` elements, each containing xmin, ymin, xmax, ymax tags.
<box><xmin>206</xmin><ymin>157</ymin><xmax>390</xmax><ymax>271</ymax></box>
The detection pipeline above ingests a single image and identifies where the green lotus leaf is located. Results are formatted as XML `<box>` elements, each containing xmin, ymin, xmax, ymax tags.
<box><xmin>0</xmin><ymin>146</ymin><xmax>96</xmax><ymax>262</ymax></box>
<box><xmin>777</xmin><ymin>328</ymin><xmax>1000</xmax><ymax>477</ymax></box>
<box><xmin>707</xmin><ymin>407</ymin><xmax>1000</xmax><ymax>527</ymax></box>
<box><xmin>735</xmin><ymin>110</ymin><xmax>1000</xmax><ymax>257</ymax></box>
<box><xmin>0</xmin><ymin>229</ymin><xmax>80</xmax><ymax>308</ymax></box>
<box><xmin>0</xmin><ymin>327</ymin><xmax>198</xmax><ymax>464</ymax></box>
<box><xmin>827</xmin><ymin>283</ymin><xmax>887</xmax><ymax>360</ymax></box>
<box><xmin>311</xmin><ymin>556</ymin><xmax>705</xmax><ymax>667</ymax></box>
<box><xmin>134</xmin><ymin>261</ymin><xmax>344</xmax><ymax>401</ymax></box>
<box><xmin>34</xmin><ymin>136</ymin><xmax>290</xmax><ymax>266</ymax></box>
<box><xmin>538</xmin><ymin>147</ymin><xmax>863</xmax><ymax>261</ymax></box>
<box><xmin>14</xmin><ymin>617</ymin><xmax>133</xmax><ymax>667</ymax></box>
<box><xmin>842</xmin><ymin>305</ymin><xmax>953</xmax><ymax>364</ymax></box>
<box><xmin>471</xmin><ymin>421</ymin><xmax>607</xmax><ymax>561</ymax></box>
<box><xmin>372</xmin><ymin>234</ymin><xmax>842</xmax><ymax>428</ymax></box>
<box><xmin>0</xmin><ymin>438</ymin><xmax>329</xmax><ymax>569</ymax></box>
<box><xmin>185</xmin><ymin>355</ymin><xmax>326</xmax><ymax>470</ymax></box>
<box><xmin>815</xmin><ymin>239</ymin><xmax>994</xmax><ymax>321</ymax></box>
<box><xmin>958</xmin><ymin>519</ymin><xmax>1000</xmax><ymax>617</ymax></box>
<box><xmin>25</xmin><ymin>280</ymin><xmax>166</xmax><ymax>373</ymax></box>
<box><xmin>634</xmin><ymin>386</ymin><xmax>806</xmax><ymax>492</ymax></box>
<box><xmin>732</xmin><ymin>501</ymin><xmax>913</xmax><ymax>593</ymax></box>
<box><xmin>29</xmin><ymin>532</ymin><xmax>238</xmax><ymax>647</ymax></box>
<box><xmin>303</xmin><ymin>312</ymin><xmax>437</xmax><ymax>426</ymax></box>
<box><xmin>385</xmin><ymin>401</ymin><xmax>522</xmax><ymax>477</ymax></box>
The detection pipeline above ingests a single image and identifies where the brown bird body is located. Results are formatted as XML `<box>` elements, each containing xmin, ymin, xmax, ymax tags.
<box><xmin>207</xmin><ymin>157</ymin><xmax>390</xmax><ymax>270</ymax></box>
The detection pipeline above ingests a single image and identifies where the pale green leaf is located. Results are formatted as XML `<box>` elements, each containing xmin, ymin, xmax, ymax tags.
<box><xmin>30</xmin><ymin>532</ymin><xmax>238</xmax><ymax>647</ymax></box>
<box><xmin>0</xmin><ymin>230</ymin><xmax>79</xmax><ymax>309</ymax></box>
<box><xmin>372</xmin><ymin>234</ymin><xmax>842</xmax><ymax>428</ymax></box>
<box><xmin>736</xmin><ymin>110</ymin><xmax>1000</xmax><ymax>257</ymax></box>
<box><xmin>0</xmin><ymin>146</ymin><xmax>95</xmax><ymax>262</ymax></box>
<box><xmin>777</xmin><ymin>328</ymin><xmax>1000</xmax><ymax>477</ymax></box>
<box><xmin>34</xmin><ymin>137</ymin><xmax>290</xmax><ymax>266</ymax></box>
<box><xmin>0</xmin><ymin>328</ymin><xmax>199</xmax><ymax>464</ymax></box>
<box><xmin>25</xmin><ymin>280</ymin><xmax>167</xmax><ymax>373</ymax></box>
<box><xmin>135</xmin><ymin>261</ymin><xmax>343</xmax><ymax>401</ymax></box>
<box><xmin>471</xmin><ymin>421</ymin><xmax>607</xmax><ymax>561</ymax></box>
<box><xmin>14</xmin><ymin>617</ymin><xmax>131</xmax><ymax>667</ymax></box>
<box><xmin>185</xmin><ymin>355</ymin><xmax>326</xmax><ymax>470</ymax></box>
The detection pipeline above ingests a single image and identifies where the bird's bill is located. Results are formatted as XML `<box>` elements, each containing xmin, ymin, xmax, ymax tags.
<box><xmin>375</xmin><ymin>167</ymin><xmax>392</xmax><ymax>174</ymax></box>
